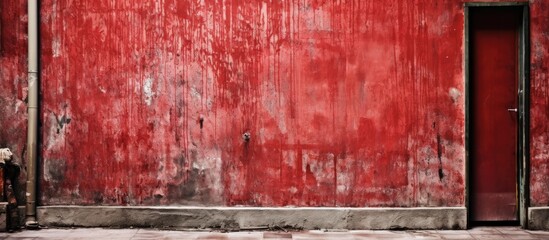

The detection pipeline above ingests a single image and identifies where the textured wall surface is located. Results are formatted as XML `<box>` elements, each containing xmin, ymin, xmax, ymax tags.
<box><xmin>0</xmin><ymin>1</ymin><xmax>28</xmax><ymax>203</ymax></box>
<box><xmin>39</xmin><ymin>0</ymin><xmax>467</xmax><ymax>206</ymax></box>
<box><xmin>0</xmin><ymin>0</ymin><xmax>548</xmax><ymax>208</ymax></box>
<box><xmin>529</xmin><ymin>1</ymin><xmax>549</xmax><ymax>207</ymax></box>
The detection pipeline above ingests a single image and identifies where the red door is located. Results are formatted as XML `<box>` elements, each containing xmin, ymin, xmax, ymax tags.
<box><xmin>470</xmin><ymin>7</ymin><xmax>521</xmax><ymax>222</ymax></box>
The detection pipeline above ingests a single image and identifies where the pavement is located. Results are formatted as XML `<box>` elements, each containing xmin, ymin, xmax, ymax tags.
<box><xmin>0</xmin><ymin>227</ymin><xmax>548</xmax><ymax>239</ymax></box>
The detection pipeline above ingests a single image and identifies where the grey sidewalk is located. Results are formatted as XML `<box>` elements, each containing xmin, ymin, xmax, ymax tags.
<box><xmin>0</xmin><ymin>227</ymin><xmax>548</xmax><ymax>239</ymax></box>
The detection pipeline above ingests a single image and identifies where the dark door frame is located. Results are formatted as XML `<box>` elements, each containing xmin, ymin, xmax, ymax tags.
<box><xmin>464</xmin><ymin>2</ymin><xmax>530</xmax><ymax>228</ymax></box>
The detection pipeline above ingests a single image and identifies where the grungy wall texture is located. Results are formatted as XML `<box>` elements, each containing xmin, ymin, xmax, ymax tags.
<box><xmin>530</xmin><ymin>1</ymin><xmax>549</xmax><ymax>207</ymax></box>
<box><xmin>38</xmin><ymin>0</ymin><xmax>467</xmax><ymax>206</ymax></box>
<box><xmin>0</xmin><ymin>1</ymin><xmax>28</xmax><ymax>204</ymax></box>
<box><xmin>0</xmin><ymin>0</ymin><xmax>547</xmax><ymax>208</ymax></box>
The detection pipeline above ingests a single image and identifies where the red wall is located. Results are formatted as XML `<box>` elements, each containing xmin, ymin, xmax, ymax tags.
<box><xmin>0</xmin><ymin>0</ymin><xmax>548</xmax><ymax>207</ymax></box>
<box><xmin>0</xmin><ymin>1</ymin><xmax>28</xmax><ymax>203</ymax></box>
<box><xmin>530</xmin><ymin>1</ymin><xmax>549</xmax><ymax>207</ymax></box>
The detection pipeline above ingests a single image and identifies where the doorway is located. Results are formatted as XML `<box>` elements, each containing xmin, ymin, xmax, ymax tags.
<box><xmin>465</xmin><ymin>3</ymin><xmax>529</xmax><ymax>227</ymax></box>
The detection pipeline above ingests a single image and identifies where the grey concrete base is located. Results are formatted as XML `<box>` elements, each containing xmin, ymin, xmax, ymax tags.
<box><xmin>37</xmin><ymin>206</ymin><xmax>466</xmax><ymax>230</ymax></box>
<box><xmin>528</xmin><ymin>207</ymin><xmax>549</xmax><ymax>230</ymax></box>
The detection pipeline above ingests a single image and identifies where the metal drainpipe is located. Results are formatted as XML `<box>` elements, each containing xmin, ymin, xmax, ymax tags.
<box><xmin>25</xmin><ymin>0</ymin><xmax>39</xmax><ymax>229</ymax></box>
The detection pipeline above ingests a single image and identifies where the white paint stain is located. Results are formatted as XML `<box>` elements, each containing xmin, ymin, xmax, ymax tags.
<box><xmin>52</xmin><ymin>37</ymin><xmax>61</xmax><ymax>57</ymax></box>
<box><xmin>144</xmin><ymin>77</ymin><xmax>155</xmax><ymax>106</ymax></box>
<box><xmin>533</xmin><ymin>136</ymin><xmax>549</xmax><ymax>160</ymax></box>
<box><xmin>15</xmin><ymin>100</ymin><xmax>24</xmax><ymax>113</ymax></box>
<box><xmin>449</xmin><ymin>87</ymin><xmax>461</xmax><ymax>104</ymax></box>
<box><xmin>42</xmin><ymin>158</ymin><xmax>54</xmax><ymax>182</ymax></box>
<box><xmin>283</xmin><ymin>150</ymin><xmax>296</xmax><ymax>167</ymax></box>
<box><xmin>289</xmin><ymin>186</ymin><xmax>298</xmax><ymax>194</ymax></box>
<box><xmin>190</xmin><ymin>86</ymin><xmax>202</xmax><ymax>100</ymax></box>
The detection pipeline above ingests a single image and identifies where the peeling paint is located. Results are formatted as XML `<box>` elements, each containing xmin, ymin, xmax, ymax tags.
<box><xmin>143</xmin><ymin>77</ymin><xmax>155</xmax><ymax>106</ymax></box>
<box><xmin>0</xmin><ymin>0</ymin><xmax>547</xmax><ymax>208</ymax></box>
<box><xmin>449</xmin><ymin>88</ymin><xmax>460</xmax><ymax>104</ymax></box>
<box><xmin>52</xmin><ymin>37</ymin><xmax>61</xmax><ymax>57</ymax></box>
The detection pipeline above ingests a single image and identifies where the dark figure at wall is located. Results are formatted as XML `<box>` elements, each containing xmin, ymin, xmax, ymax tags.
<box><xmin>3</xmin><ymin>161</ymin><xmax>20</xmax><ymax>231</ymax></box>
<box><xmin>0</xmin><ymin>148</ymin><xmax>20</xmax><ymax>232</ymax></box>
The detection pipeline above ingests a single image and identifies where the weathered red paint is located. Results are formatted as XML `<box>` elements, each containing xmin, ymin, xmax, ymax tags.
<box><xmin>0</xmin><ymin>1</ymin><xmax>28</xmax><ymax>202</ymax></box>
<box><xmin>530</xmin><ymin>1</ymin><xmax>549</xmax><ymax>207</ymax></box>
<box><xmin>0</xmin><ymin>0</ymin><xmax>548</xmax><ymax>208</ymax></box>
<box><xmin>38</xmin><ymin>0</ymin><xmax>468</xmax><ymax>207</ymax></box>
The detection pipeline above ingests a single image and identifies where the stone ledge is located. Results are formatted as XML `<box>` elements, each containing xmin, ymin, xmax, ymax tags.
<box><xmin>37</xmin><ymin>206</ymin><xmax>467</xmax><ymax>230</ymax></box>
<box><xmin>528</xmin><ymin>207</ymin><xmax>549</xmax><ymax>230</ymax></box>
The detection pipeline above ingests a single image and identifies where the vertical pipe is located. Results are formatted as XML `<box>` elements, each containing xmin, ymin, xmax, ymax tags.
<box><xmin>463</xmin><ymin>4</ymin><xmax>470</xmax><ymax>228</ymax></box>
<box><xmin>26</xmin><ymin>0</ymin><xmax>39</xmax><ymax>228</ymax></box>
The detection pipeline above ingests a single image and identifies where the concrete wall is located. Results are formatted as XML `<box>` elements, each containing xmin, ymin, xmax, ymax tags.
<box><xmin>0</xmin><ymin>0</ymin><xmax>548</xmax><ymax>211</ymax></box>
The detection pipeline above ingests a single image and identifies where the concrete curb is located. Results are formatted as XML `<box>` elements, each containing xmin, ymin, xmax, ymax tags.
<box><xmin>529</xmin><ymin>207</ymin><xmax>549</xmax><ymax>230</ymax></box>
<box><xmin>37</xmin><ymin>206</ymin><xmax>467</xmax><ymax>230</ymax></box>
